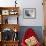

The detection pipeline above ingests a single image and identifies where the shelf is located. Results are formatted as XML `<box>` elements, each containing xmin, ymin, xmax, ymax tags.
<box><xmin>1</xmin><ymin>15</ymin><xmax>18</xmax><ymax>24</ymax></box>
<box><xmin>0</xmin><ymin>7</ymin><xmax>19</xmax><ymax>16</ymax></box>
<box><xmin>0</xmin><ymin>7</ymin><xmax>19</xmax><ymax>24</ymax></box>
<box><xmin>0</xmin><ymin>7</ymin><xmax>19</xmax><ymax>46</ymax></box>
<box><xmin>2</xmin><ymin>41</ymin><xmax>19</xmax><ymax>46</ymax></box>
<box><xmin>2</xmin><ymin>40</ymin><xmax>19</xmax><ymax>43</ymax></box>
<box><xmin>0</xmin><ymin>24</ymin><xmax>19</xmax><ymax>32</ymax></box>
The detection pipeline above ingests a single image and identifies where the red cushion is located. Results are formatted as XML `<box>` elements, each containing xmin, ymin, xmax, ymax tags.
<box><xmin>21</xmin><ymin>28</ymin><xmax>41</xmax><ymax>46</ymax></box>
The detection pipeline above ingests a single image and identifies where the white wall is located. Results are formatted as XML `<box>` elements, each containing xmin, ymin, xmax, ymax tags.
<box><xmin>0</xmin><ymin>0</ymin><xmax>44</xmax><ymax>26</ymax></box>
<box><xmin>18</xmin><ymin>0</ymin><xmax>44</xmax><ymax>26</ymax></box>
<box><xmin>0</xmin><ymin>0</ymin><xmax>15</xmax><ymax>7</ymax></box>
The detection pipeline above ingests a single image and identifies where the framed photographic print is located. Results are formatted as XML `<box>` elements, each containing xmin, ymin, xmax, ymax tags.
<box><xmin>23</xmin><ymin>8</ymin><xmax>36</xmax><ymax>19</ymax></box>
<box><xmin>2</xmin><ymin>10</ymin><xmax>9</xmax><ymax>15</ymax></box>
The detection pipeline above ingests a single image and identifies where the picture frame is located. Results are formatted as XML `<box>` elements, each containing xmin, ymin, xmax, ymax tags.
<box><xmin>2</xmin><ymin>10</ymin><xmax>9</xmax><ymax>15</ymax></box>
<box><xmin>23</xmin><ymin>8</ymin><xmax>36</xmax><ymax>19</ymax></box>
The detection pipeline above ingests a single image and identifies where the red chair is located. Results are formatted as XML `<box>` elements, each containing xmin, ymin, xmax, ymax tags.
<box><xmin>21</xmin><ymin>28</ymin><xmax>41</xmax><ymax>46</ymax></box>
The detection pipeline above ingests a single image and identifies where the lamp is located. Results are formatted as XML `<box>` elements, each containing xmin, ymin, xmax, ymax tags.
<box><xmin>15</xmin><ymin>0</ymin><xmax>17</xmax><ymax>7</ymax></box>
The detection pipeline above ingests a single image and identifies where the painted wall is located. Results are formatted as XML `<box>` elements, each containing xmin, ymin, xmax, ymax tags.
<box><xmin>17</xmin><ymin>0</ymin><xmax>44</xmax><ymax>26</ymax></box>
<box><xmin>0</xmin><ymin>0</ymin><xmax>44</xmax><ymax>26</ymax></box>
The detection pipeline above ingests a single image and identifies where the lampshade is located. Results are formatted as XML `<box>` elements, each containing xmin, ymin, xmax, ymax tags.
<box><xmin>13</xmin><ymin>28</ymin><xmax>17</xmax><ymax>32</ymax></box>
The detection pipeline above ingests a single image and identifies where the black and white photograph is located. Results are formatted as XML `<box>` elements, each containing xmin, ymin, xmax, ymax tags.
<box><xmin>23</xmin><ymin>8</ymin><xmax>36</xmax><ymax>19</ymax></box>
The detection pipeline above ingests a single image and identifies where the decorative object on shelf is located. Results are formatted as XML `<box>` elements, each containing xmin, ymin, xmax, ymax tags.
<box><xmin>1</xmin><ymin>28</ymin><xmax>19</xmax><ymax>41</ymax></box>
<box><xmin>13</xmin><ymin>32</ymin><xmax>18</xmax><ymax>41</ymax></box>
<box><xmin>2</xmin><ymin>10</ymin><xmax>9</xmax><ymax>15</ymax></box>
<box><xmin>23</xmin><ymin>8</ymin><xmax>36</xmax><ymax>19</ymax></box>
<box><xmin>13</xmin><ymin>28</ymin><xmax>18</xmax><ymax>41</ymax></box>
<box><xmin>9</xmin><ymin>10</ymin><xmax>18</xmax><ymax>15</ymax></box>
<box><xmin>2</xmin><ymin>16</ymin><xmax>8</xmax><ymax>24</ymax></box>
<box><xmin>5</xmin><ymin>18</ymin><xmax>8</xmax><ymax>24</ymax></box>
<box><xmin>2</xmin><ymin>28</ymin><xmax>13</xmax><ymax>41</ymax></box>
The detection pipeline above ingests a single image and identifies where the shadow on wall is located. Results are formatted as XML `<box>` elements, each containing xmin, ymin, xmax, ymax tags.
<box><xmin>18</xmin><ymin>26</ymin><xmax>44</xmax><ymax>44</ymax></box>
